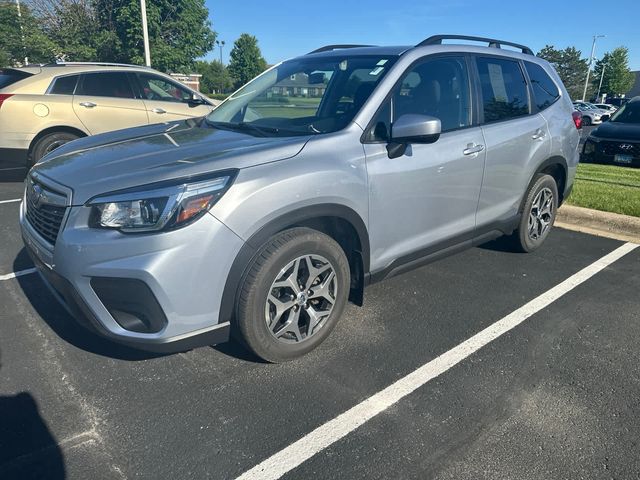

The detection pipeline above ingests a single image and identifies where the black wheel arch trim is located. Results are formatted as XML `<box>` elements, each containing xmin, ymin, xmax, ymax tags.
<box><xmin>520</xmin><ymin>155</ymin><xmax>569</xmax><ymax>211</ymax></box>
<box><xmin>219</xmin><ymin>203</ymin><xmax>370</xmax><ymax>326</ymax></box>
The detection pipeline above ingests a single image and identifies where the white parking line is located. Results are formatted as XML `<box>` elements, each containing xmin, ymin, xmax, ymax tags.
<box><xmin>0</xmin><ymin>198</ymin><xmax>21</xmax><ymax>205</ymax></box>
<box><xmin>236</xmin><ymin>242</ymin><xmax>639</xmax><ymax>480</ymax></box>
<box><xmin>0</xmin><ymin>268</ymin><xmax>37</xmax><ymax>281</ymax></box>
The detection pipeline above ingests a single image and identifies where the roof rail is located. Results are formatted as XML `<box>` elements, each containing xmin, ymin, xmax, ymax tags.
<box><xmin>43</xmin><ymin>62</ymin><xmax>153</xmax><ymax>69</ymax></box>
<box><xmin>416</xmin><ymin>35</ymin><xmax>534</xmax><ymax>55</ymax></box>
<box><xmin>308</xmin><ymin>44</ymin><xmax>375</xmax><ymax>54</ymax></box>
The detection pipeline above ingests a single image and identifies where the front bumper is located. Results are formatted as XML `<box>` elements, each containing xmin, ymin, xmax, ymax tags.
<box><xmin>581</xmin><ymin>140</ymin><xmax>640</xmax><ymax>168</ymax></box>
<box><xmin>20</xmin><ymin>196</ymin><xmax>245</xmax><ymax>352</ymax></box>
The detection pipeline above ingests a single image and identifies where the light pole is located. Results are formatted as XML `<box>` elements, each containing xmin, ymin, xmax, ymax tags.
<box><xmin>216</xmin><ymin>40</ymin><xmax>225</xmax><ymax>64</ymax></box>
<box><xmin>140</xmin><ymin>0</ymin><xmax>151</xmax><ymax>66</ymax></box>
<box><xmin>582</xmin><ymin>34</ymin><xmax>605</xmax><ymax>101</ymax></box>
<box><xmin>597</xmin><ymin>63</ymin><xmax>607</xmax><ymax>100</ymax></box>
<box><xmin>15</xmin><ymin>0</ymin><xmax>28</xmax><ymax>65</ymax></box>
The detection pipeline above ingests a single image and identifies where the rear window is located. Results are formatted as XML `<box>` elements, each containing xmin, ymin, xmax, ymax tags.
<box><xmin>524</xmin><ymin>62</ymin><xmax>560</xmax><ymax>111</ymax></box>
<box><xmin>476</xmin><ymin>57</ymin><xmax>530</xmax><ymax>123</ymax></box>
<box><xmin>0</xmin><ymin>69</ymin><xmax>33</xmax><ymax>89</ymax></box>
<box><xmin>77</xmin><ymin>72</ymin><xmax>135</xmax><ymax>98</ymax></box>
<box><xmin>49</xmin><ymin>75</ymin><xmax>79</xmax><ymax>95</ymax></box>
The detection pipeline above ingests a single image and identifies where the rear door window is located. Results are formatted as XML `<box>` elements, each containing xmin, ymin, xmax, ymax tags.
<box><xmin>525</xmin><ymin>61</ymin><xmax>560</xmax><ymax>110</ymax></box>
<box><xmin>49</xmin><ymin>75</ymin><xmax>79</xmax><ymax>95</ymax></box>
<box><xmin>0</xmin><ymin>69</ymin><xmax>33</xmax><ymax>89</ymax></box>
<box><xmin>77</xmin><ymin>72</ymin><xmax>135</xmax><ymax>98</ymax></box>
<box><xmin>476</xmin><ymin>57</ymin><xmax>530</xmax><ymax>123</ymax></box>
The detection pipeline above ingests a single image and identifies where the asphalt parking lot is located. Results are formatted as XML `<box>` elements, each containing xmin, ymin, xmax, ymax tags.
<box><xmin>1</xmin><ymin>176</ymin><xmax>639</xmax><ymax>480</ymax></box>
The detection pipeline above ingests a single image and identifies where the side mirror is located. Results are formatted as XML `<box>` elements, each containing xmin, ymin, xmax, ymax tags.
<box><xmin>187</xmin><ymin>94</ymin><xmax>206</xmax><ymax>107</ymax></box>
<box><xmin>601</xmin><ymin>114</ymin><xmax>610</xmax><ymax>122</ymax></box>
<box><xmin>387</xmin><ymin>114</ymin><xmax>441</xmax><ymax>159</ymax></box>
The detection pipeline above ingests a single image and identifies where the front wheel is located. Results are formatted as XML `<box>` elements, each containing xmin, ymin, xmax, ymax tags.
<box><xmin>508</xmin><ymin>173</ymin><xmax>558</xmax><ymax>253</ymax></box>
<box><xmin>235</xmin><ymin>227</ymin><xmax>350</xmax><ymax>363</ymax></box>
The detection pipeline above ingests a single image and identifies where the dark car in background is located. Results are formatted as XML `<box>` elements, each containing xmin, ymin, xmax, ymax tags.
<box><xmin>582</xmin><ymin>97</ymin><xmax>640</xmax><ymax>168</ymax></box>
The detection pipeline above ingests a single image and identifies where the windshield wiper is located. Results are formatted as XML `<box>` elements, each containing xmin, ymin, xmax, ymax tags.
<box><xmin>205</xmin><ymin>120</ymin><xmax>282</xmax><ymax>136</ymax></box>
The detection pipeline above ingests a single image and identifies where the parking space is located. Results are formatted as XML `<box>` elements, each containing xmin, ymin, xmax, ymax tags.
<box><xmin>1</xmin><ymin>195</ymin><xmax>639</xmax><ymax>479</ymax></box>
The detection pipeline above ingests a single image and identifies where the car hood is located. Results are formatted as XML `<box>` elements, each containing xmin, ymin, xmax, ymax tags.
<box><xmin>33</xmin><ymin>119</ymin><xmax>311</xmax><ymax>204</ymax></box>
<box><xmin>592</xmin><ymin>121</ymin><xmax>640</xmax><ymax>141</ymax></box>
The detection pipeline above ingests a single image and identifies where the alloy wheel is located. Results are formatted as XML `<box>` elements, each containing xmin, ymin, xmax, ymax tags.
<box><xmin>265</xmin><ymin>254</ymin><xmax>337</xmax><ymax>343</ymax></box>
<box><xmin>528</xmin><ymin>187</ymin><xmax>554</xmax><ymax>241</ymax></box>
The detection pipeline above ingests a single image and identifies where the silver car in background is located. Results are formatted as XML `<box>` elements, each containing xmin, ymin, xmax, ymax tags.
<box><xmin>21</xmin><ymin>35</ymin><xmax>580</xmax><ymax>362</ymax></box>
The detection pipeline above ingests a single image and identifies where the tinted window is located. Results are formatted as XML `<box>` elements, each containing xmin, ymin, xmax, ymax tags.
<box><xmin>77</xmin><ymin>72</ymin><xmax>135</xmax><ymax>98</ymax></box>
<box><xmin>476</xmin><ymin>57</ymin><xmax>529</xmax><ymax>122</ymax></box>
<box><xmin>137</xmin><ymin>73</ymin><xmax>192</xmax><ymax>103</ymax></box>
<box><xmin>49</xmin><ymin>75</ymin><xmax>79</xmax><ymax>95</ymax></box>
<box><xmin>524</xmin><ymin>62</ymin><xmax>559</xmax><ymax>110</ymax></box>
<box><xmin>393</xmin><ymin>56</ymin><xmax>471</xmax><ymax>132</ymax></box>
<box><xmin>0</xmin><ymin>69</ymin><xmax>32</xmax><ymax>89</ymax></box>
<box><xmin>610</xmin><ymin>102</ymin><xmax>640</xmax><ymax>124</ymax></box>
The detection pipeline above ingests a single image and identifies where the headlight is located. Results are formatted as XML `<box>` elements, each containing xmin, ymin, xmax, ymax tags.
<box><xmin>88</xmin><ymin>172</ymin><xmax>236</xmax><ymax>232</ymax></box>
<box><xmin>583</xmin><ymin>136</ymin><xmax>600</xmax><ymax>155</ymax></box>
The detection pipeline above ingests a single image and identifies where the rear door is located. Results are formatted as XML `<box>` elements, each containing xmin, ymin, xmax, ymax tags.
<box><xmin>72</xmin><ymin>71</ymin><xmax>149</xmax><ymax>134</ymax></box>
<box><xmin>473</xmin><ymin>55</ymin><xmax>551</xmax><ymax>228</ymax></box>
<box><xmin>134</xmin><ymin>72</ymin><xmax>214</xmax><ymax>124</ymax></box>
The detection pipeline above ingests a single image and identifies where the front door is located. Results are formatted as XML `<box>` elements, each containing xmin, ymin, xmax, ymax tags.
<box><xmin>135</xmin><ymin>72</ymin><xmax>214</xmax><ymax>124</ymax></box>
<box><xmin>364</xmin><ymin>55</ymin><xmax>485</xmax><ymax>273</ymax></box>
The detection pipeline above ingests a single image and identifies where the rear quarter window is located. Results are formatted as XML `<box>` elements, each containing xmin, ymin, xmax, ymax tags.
<box><xmin>524</xmin><ymin>62</ymin><xmax>560</xmax><ymax>110</ymax></box>
<box><xmin>0</xmin><ymin>69</ymin><xmax>33</xmax><ymax>89</ymax></box>
<box><xmin>49</xmin><ymin>75</ymin><xmax>79</xmax><ymax>95</ymax></box>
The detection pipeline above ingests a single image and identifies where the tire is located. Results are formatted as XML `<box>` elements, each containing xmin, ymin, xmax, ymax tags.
<box><xmin>508</xmin><ymin>173</ymin><xmax>559</xmax><ymax>253</ymax></box>
<box><xmin>582</xmin><ymin>116</ymin><xmax>591</xmax><ymax>126</ymax></box>
<box><xmin>235</xmin><ymin>227</ymin><xmax>350</xmax><ymax>363</ymax></box>
<box><xmin>30</xmin><ymin>131</ymin><xmax>80</xmax><ymax>165</ymax></box>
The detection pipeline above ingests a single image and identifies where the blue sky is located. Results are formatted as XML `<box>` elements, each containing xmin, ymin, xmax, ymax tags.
<box><xmin>204</xmin><ymin>0</ymin><xmax>640</xmax><ymax>70</ymax></box>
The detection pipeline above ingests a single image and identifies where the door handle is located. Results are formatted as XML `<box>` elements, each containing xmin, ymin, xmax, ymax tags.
<box><xmin>463</xmin><ymin>143</ymin><xmax>485</xmax><ymax>156</ymax></box>
<box><xmin>79</xmin><ymin>102</ymin><xmax>96</xmax><ymax>108</ymax></box>
<box><xmin>152</xmin><ymin>108</ymin><xmax>166</xmax><ymax>114</ymax></box>
<box><xmin>532</xmin><ymin>129</ymin><xmax>546</xmax><ymax>140</ymax></box>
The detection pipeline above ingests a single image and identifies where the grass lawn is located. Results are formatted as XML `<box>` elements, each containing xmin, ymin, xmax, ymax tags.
<box><xmin>566</xmin><ymin>163</ymin><xmax>640</xmax><ymax>217</ymax></box>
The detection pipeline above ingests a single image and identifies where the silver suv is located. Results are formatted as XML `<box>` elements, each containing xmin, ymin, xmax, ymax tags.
<box><xmin>21</xmin><ymin>35</ymin><xmax>580</xmax><ymax>362</ymax></box>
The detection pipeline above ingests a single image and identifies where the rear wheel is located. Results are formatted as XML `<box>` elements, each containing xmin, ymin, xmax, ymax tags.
<box><xmin>582</xmin><ymin>115</ymin><xmax>591</xmax><ymax>126</ymax></box>
<box><xmin>508</xmin><ymin>173</ymin><xmax>558</xmax><ymax>253</ymax></box>
<box><xmin>235</xmin><ymin>227</ymin><xmax>350</xmax><ymax>363</ymax></box>
<box><xmin>30</xmin><ymin>131</ymin><xmax>80</xmax><ymax>165</ymax></box>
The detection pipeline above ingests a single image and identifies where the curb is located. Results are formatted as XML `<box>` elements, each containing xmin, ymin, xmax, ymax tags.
<box><xmin>557</xmin><ymin>204</ymin><xmax>640</xmax><ymax>243</ymax></box>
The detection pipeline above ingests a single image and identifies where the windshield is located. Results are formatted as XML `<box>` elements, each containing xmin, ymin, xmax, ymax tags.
<box><xmin>206</xmin><ymin>55</ymin><xmax>397</xmax><ymax>136</ymax></box>
<box><xmin>609</xmin><ymin>102</ymin><xmax>640</xmax><ymax>124</ymax></box>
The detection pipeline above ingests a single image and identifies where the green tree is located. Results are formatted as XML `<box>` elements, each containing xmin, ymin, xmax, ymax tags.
<box><xmin>538</xmin><ymin>45</ymin><xmax>589</xmax><ymax>99</ymax></box>
<box><xmin>592</xmin><ymin>47</ymin><xmax>636</xmax><ymax>98</ymax></box>
<box><xmin>94</xmin><ymin>0</ymin><xmax>216</xmax><ymax>72</ymax></box>
<box><xmin>194</xmin><ymin>60</ymin><xmax>233</xmax><ymax>94</ymax></box>
<box><xmin>0</xmin><ymin>2</ymin><xmax>56</xmax><ymax>65</ymax></box>
<box><xmin>228</xmin><ymin>33</ymin><xmax>267</xmax><ymax>88</ymax></box>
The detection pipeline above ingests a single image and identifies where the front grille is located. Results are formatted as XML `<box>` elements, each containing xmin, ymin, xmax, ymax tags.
<box><xmin>600</xmin><ymin>141</ymin><xmax>640</xmax><ymax>157</ymax></box>
<box><xmin>25</xmin><ymin>178</ymin><xmax>68</xmax><ymax>245</ymax></box>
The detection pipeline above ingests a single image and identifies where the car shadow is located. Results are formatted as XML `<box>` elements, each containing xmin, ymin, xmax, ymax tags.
<box><xmin>476</xmin><ymin>235</ymin><xmax>517</xmax><ymax>253</ymax></box>
<box><xmin>0</xmin><ymin>167</ymin><xmax>27</xmax><ymax>183</ymax></box>
<box><xmin>0</xmin><ymin>351</ymin><xmax>66</xmax><ymax>479</ymax></box>
<box><xmin>12</xmin><ymin>248</ymin><xmax>256</xmax><ymax>362</ymax></box>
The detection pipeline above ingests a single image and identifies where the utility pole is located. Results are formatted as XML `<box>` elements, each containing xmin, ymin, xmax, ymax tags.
<box><xmin>140</xmin><ymin>0</ymin><xmax>151</xmax><ymax>66</ymax></box>
<box><xmin>216</xmin><ymin>40</ymin><xmax>225</xmax><ymax>64</ymax></box>
<box><xmin>15</xmin><ymin>0</ymin><xmax>28</xmax><ymax>65</ymax></box>
<box><xmin>582</xmin><ymin>34</ymin><xmax>605</xmax><ymax>101</ymax></box>
<box><xmin>597</xmin><ymin>63</ymin><xmax>607</xmax><ymax>100</ymax></box>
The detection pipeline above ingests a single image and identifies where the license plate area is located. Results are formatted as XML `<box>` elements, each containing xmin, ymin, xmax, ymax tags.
<box><xmin>614</xmin><ymin>154</ymin><xmax>633</xmax><ymax>164</ymax></box>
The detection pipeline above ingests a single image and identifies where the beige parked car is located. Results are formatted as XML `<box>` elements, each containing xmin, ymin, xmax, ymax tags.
<box><xmin>0</xmin><ymin>63</ymin><xmax>218</xmax><ymax>169</ymax></box>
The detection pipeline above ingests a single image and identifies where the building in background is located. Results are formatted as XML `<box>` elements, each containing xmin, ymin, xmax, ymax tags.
<box><xmin>170</xmin><ymin>73</ymin><xmax>203</xmax><ymax>92</ymax></box>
